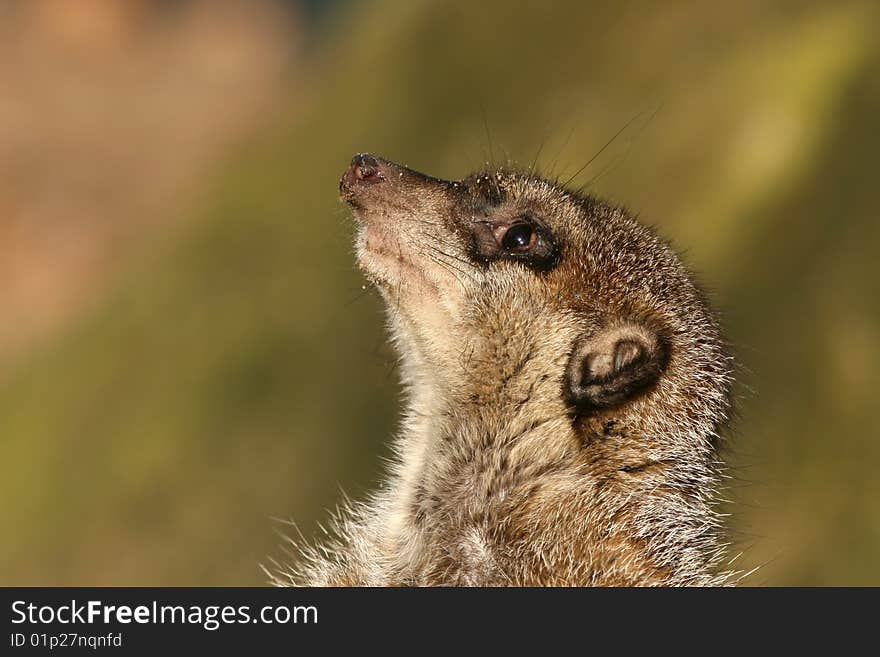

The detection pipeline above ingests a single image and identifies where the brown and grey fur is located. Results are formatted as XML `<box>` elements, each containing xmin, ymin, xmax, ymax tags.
<box><xmin>272</xmin><ymin>154</ymin><xmax>734</xmax><ymax>586</ymax></box>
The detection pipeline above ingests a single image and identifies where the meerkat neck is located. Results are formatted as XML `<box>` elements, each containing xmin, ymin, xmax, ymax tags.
<box><xmin>390</xmin><ymin>369</ymin><xmax>726</xmax><ymax>585</ymax></box>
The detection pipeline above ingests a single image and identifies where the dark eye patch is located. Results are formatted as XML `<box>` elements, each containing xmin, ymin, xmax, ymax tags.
<box><xmin>468</xmin><ymin>214</ymin><xmax>560</xmax><ymax>272</ymax></box>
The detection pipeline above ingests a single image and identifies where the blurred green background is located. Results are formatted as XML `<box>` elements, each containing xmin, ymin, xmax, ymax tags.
<box><xmin>1</xmin><ymin>0</ymin><xmax>878</xmax><ymax>585</ymax></box>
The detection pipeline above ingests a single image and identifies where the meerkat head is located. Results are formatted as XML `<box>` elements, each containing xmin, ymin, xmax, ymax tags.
<box><xmin>340</xmin><ymin>153</ymin><xmax>731</xmax><ymax>461</ymax></box>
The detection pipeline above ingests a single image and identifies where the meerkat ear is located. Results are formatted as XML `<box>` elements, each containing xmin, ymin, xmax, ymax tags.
<box><xmin>565</xmin><ymin>323</ymin><xmax>668</xmax><ymax>412</ymax></box>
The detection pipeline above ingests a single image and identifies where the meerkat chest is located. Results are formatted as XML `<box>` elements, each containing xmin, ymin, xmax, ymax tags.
<box><xmin>401</xmin><ymin>445</ymin><xmax>580</xmax><ymax>585</ymax></box>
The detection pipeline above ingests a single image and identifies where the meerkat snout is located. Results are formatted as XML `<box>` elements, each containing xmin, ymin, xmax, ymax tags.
<box><xmin>341</xmin><ymin>153</ymin><xmax>385</xmax><ymax>189</ymax></box>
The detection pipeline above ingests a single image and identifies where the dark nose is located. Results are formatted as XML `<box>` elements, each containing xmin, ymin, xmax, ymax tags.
<box><xmin>341</xmin><ymin>153</ymin><xmax>385</xmax><ymax>190</ymax></box>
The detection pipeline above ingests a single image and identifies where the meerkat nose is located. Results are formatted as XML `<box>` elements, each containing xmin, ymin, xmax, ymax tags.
<box><xmin>341</xmin><ymin>153</ymin><xmax>385</xmax><ymax>191</ymax></box>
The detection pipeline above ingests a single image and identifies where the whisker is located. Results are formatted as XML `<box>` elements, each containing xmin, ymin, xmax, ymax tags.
<box><xmin>562</xmin><ymin>110</ymin><xmax>645</xmax><ymax>188</ymax></box>
<box><xmin>480</xmin><ymin>104</ymin><xmax>495</xmax><ymax>169</ymax></box>
<box><xmin>528</xmin><ymin>133</ymin><xmax>548</xmax><ymax>177</ymax></box>
<box><xmin>420</xmin><ymin>250</ymin><xmax>469</xmax><ymax>289</ymax></box>
<box><xmin>428</xmin><ymin>243</ymin><xmax>478</xmax><ymax>272</ymax></box>
<box><xmin>547</xmin><ymin>124</ymin><xmax>577</xmax><ymax>182</ymax></box>
<box><xmin>422</xmin><ymin>245</ymin><xmax>476</xmax><ymax>282</ymax></box>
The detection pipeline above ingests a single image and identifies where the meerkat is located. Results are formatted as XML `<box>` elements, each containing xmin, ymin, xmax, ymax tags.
<box><xmin>273</xmin><ymin>153</ymin><xmax>734</xmax><ymax>586</ymax></box>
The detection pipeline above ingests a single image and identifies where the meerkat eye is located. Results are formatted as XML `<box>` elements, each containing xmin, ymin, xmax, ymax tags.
<box><xmin>495</xmin><ymin>222</ymin><xmax>537</xmax><ymax>252</ymax></box>
<box><xmin>469</xmin><ymin>214</ymin><xmax>559</xmax><ymax>271</ymax></box>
